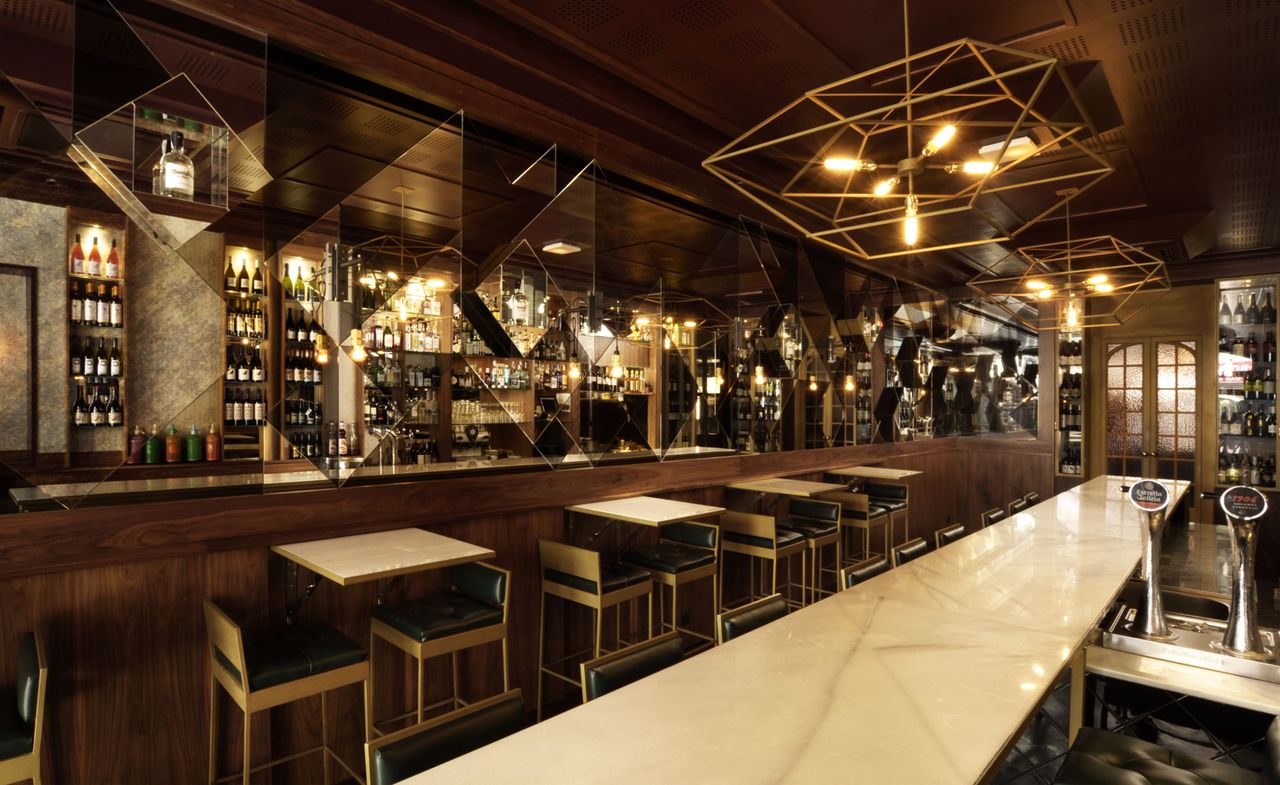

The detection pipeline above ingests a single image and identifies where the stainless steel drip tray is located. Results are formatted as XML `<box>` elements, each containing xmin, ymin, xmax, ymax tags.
<box><xmin>1101</xmin><ymin>605</ymin><xmax>1280</xmax><ymax>683</ymax></box>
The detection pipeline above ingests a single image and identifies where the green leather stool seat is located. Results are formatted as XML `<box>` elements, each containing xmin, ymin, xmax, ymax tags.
<box><xmin>869</xmin><ymin>499</ymin><xmax>907</xmax><ymax>513</ymax></box>
<box><xmin>1055</xmin><ymin>727</ymin><xmax>1265</xmax><ymax>785</ymax></box>
<box><xmin>369</xmin><ymin>692</ymin><xmax>524</xmax><ymax>785</ymax></box>
<box><xmin>374</xmin><ymin>593</ymin><xmax>503</xmax><ymax>644</ymax></box>
<box><xmin>843</xmin><ymin>505</ymin><xmax>890</xmax><ymax>520</ymax></box>
<box><xmin>724</xmin><ymin>528</ymin><xmax>804</xmax><ymax>550</ymax></box>
<box><xmin>0</xmin><ymin>686</ymin><xmax>32</xmax><ymax>760</ymax></box>
<box><xmin>781</xmin><ymin>519</ymin><xmax>839</xmax><ymax>539</ymax></box>
<box><xmin>545</xmin><ymin>562</ymin><xmax>650</xmax><ymax>595</ymax></box>
<box><xmin>621</xmin><ymin>543</ymin><xmax>716</xmax><ymax>574</ymax></box>
<box><xmin>864</xmin><ymin>482</ymin><xmax>908</xmax><ymax>500</ymax></box>
<box><xmin>719</xmin><ymin>596</ymin><xmax>788</xmax><ymax>643</ymax></box>
<box><xmin>583</xmin><ymin>634</ymin><xmax>684</xmax><ymax>701</ymax></box>
<box><xmin>215</xmin><ymin>623</ymin><xmax>367</xmax><ymax>691</ymax></box>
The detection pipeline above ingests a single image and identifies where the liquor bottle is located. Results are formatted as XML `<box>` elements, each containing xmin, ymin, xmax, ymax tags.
<box><xmin>1228</xmin><ymin>408</ymin><xmax>1240</xmax><ymax>435</ymax></box>
<box><xmin>1269</xmin><ymin>407</ymin><xmax>1277</xmax><ymax>437</ymax></box>
<box><xmin>206</xmin><ymin>424</ymin><xmax>221</xmax><ymax>461</ymax></box>
<box><xmin>1267</xmin><ymin>368</ymin><xmax>1276</xmax><ymax>400</ymax></box>
<box><xmin>142</xmin><ymin>424</ymin><xmax>161</xmax><ymax>464</ymax></box>
<box><xmin>1220</xmin><ymin>293</ymin><xmax>1232</xmax><ymax>324</ymax></box>
<box><xmin>252</xmin><ymin>300</ymin><xmax>264</xmax><ymax>339</ymax></box>
<box><xmin>94</xmin><ymin>337</ymin><xmax>107</xmax><ymax>376</ymax></box>
<box><xmin>71</xmin><ymin>385</ymin><xmax>88</xmax><ymax>426</ymax></box>
<box><xmin>70</xmin><ymin>280</ymin><xmax>82</xmax><ymax>324</ymax></box>
<box><xmin>308</xmin><ymin>315</ymin><xmax>319</xmax><ymax>343</ymax></box>
<box><xmin>223</xmin><ymin>389</ymin><xmax>234</xmax><ymax>424</ymax></box>
<box><xmin>250</xmin><ymin>260</ymin><xmax>263</xmax><ymax>297</ymax></box>
<box><xmin>285</xmin><ymin>309</ymin><xmax>296</xmax><ymax>342</ymax></box>
<box><xmin>127</xmin><ymin>426</ymin><xmax>146</xmax><ymax>464</ymax></box>
<box><xmin>250</xmin><ymin>350</ymin><xmax>263</xmax><ymax>383</ymax></box>
<box><xmin>109</xmin><ymin>338</ymin><xmax>121</xmax><ymax>378</ymax></box>
<box><xmin>1235</xmin><ymin>295</ymin><xmax>1246</xmax><ymax>325</ymax></box>
<box><xmin>158</xmin><ymin>131</ymin><xmax>195</xmax><ymax>201</ymax></box>
<box><xmin>338</xmin><ymin>421</ymin><xmax>349</xmax><ymax>457</ymax></box>
<box><xmin>236</xmin><ymin>350</ymin><xmax>250</xmax><ymax>382</ymax></box>
<box><xmin>70</xmin><ymin>233</ymin><xmax>85</xmax><ymax>275</ymax></box>
<box><xmin>1248</xmin><ymin>335</ymin><xmax>1260</xmax><ymax>363</ymax></box>
<box><xmin>1245</xmin><ymin>406</ymin><xmax>1255</xmax><ymax>437</ymax></box>
<box><xmin>237</xmin><ymin>260</ymin><xmax>250</xmax><ymax>296</ymax></box>
<box><xmin>105</xmin><ymin>239</ymin><xmax>121</xmax><ymax>278</ymax></box>
<box><xmin>82</xmin><ymin>338</ymin><xmax>95</xmax><ymax>379</ymax></box>
<box><xmin>95</xmin><ymin>284</ymin><xmax>109</xmax><ymax>325</ymax></box>
<box><xmin>1248</xmin><ymin>293</ymin><xmax>1261</xmax><ymax>325</ymax></box>
<box><xmin>328</xmin><ymin>421</ymin><xmax>338</xmax><ymax>457</ymax></box>
<box><xmin>253</xmin><ymin>390</ymin><xmax>265</xmax><ymax>424</ymax></box>
<box><xmin>109</xmin><ymin>285</ymin><xmax>123</xmax><ymax>327</ymax></box>
<box><xmin>231</xmin><ymin>390</ymin><xmax>245</xmax><ymax>425</ymax></box>
<box><xmin>224</xmin><ymin>256</ymin><xmax>237</xmax><ymax>293</ymax></box>
<box><xmin>1265</xmin><ymin>291</ymin><xmax>1277</xmax><ymax>324</ymax></box>
<box><xmin>106</xmin><ymin>386</ymin><xmax>122</xmax><ymax>427</ymax></box>
<box><xmin>1267</xmin><ymin>332</ymin><xmax>1277</xmax><ymax>363</ymax></box>
<box><xmin>184</xmin><ymin>425</ymin><xmax>203</xmax><ymax>462</ymax></box>
<box><xmin>83</xmin><ymin>283</ymin><xmax>97</xmax><ymax>326</ymax></box>
<box><xmin>1221</xmin><ymin>405</ymin><xmax>1229</xmax><ymax>433</ymax></box>
<box><xmin>88</xmin><ymin>385</ymin><xmax>105</xmax><ymax>426</ymax></box>
<box><xmin>283</xmin><ymin>265</ymin><xmax>295</xmax><ymax>300</ymax></box>
<box><xmin>86</xmin><ymin>236</ymin><xmax>102</xmax><ymax>277</ymax></box>
<box><xmin>164</xmin><ymin>425</ymin><xmax>181</xmax><ymax>462</ymax></box>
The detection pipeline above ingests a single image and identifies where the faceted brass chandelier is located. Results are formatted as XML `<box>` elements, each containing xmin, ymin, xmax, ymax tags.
<box><xmin>702</xmin><ymin>1</ymin><xmax>1114</xmax><ymax>261</ymax></box>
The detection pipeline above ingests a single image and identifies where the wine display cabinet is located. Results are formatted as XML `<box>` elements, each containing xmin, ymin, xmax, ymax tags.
<box><xmin>221</xmin><ymin>246</ymin><xmax>268</xmax><ymax>462</ymax></box>
<box><xmin>1055</xmin><ymin>329</ymin><xmax>1084</xmax><ymax>477</ymax></box>
<box><xmin>1215</xmin><ymin>276</ymin><xmax>1278</xmax><ymax>489</ymax></box>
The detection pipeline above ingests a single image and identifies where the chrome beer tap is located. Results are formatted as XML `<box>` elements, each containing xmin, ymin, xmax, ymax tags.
<box><xmin>1129</xmin><ymin>480</ymin><xmax>1175</xmax><ymax>640</ymax></box>
<box><xmin>1213</xmin><ymin>485</ymin><xmax>1272</xmax><ymax>660</ymax></box>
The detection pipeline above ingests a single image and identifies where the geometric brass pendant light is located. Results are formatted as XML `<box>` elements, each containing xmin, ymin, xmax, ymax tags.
<box><xmin>703</xmin><ymin>0</ymin><xmax>1114</xmax><ymax>261</ymax></box>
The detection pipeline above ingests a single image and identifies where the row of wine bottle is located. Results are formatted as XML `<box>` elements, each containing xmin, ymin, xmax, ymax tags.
<box><xmin>71</xmin><ymin>384</ymin><xmax>122</xmax><ymax>427</ymax></box>
<box><xmin>71</xmin><ymin>337</ymin><xmax>122</xmax><ymax>378</ymax></box>
<box><xmin>223</xmin><ymin>389</ymin><xmax>267</xmax><ymax>426</ymax></box>
<box><xmin>69</xmin><ymin>281</ymin><xmax>123</xmax><ymax>327</ymax></box>
<box><xmin>223</xmin><ymin>257</ymin><xmax>265</xmax><ymax>298</ymax></box>
<box><xmin>1220</xmin><ymin>291</ymin><xmax>1277</xmax><ymax>326</ymax></box>
<box><xmin>1219</xmin><ymin>404</ymin><xmax>1278</xmax><ymax>438</ymax></box>
<box><xmin>69</xmin><ymin>234</ymin><xmax>122</xmax><ymax>278</ymax></box>
<box><xmin>226</xmin><ymin>298</ymin><xmax>267</xmax><ymax>340</ymax></box>
<box><xmin>285</xmin><ymin>309</ymin><xmax>322</xmax><ymax>343</ymax></box>
<box><xmin>225</xmin><ymin>348</ymin><xmax>265</xmax><ymax>383</ymax></box>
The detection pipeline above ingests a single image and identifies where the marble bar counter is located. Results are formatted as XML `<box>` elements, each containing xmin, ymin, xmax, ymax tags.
<box><xmin>408</xmin><ymin>475</ymin><xmax>1187</xmax><ymax>785</ymax></box>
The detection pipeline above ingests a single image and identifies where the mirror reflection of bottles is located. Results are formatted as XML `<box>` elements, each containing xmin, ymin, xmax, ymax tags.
<box><xmin>156</xmin><ymin>131</ymin><xmax>195</xmax><ymax>202</ymax></box>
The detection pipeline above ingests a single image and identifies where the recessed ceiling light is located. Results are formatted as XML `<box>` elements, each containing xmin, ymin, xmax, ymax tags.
<box><xmin>542</xmin><ymin>241</ymin><xmax>581</xmax><ymax>255</ymax></box>
<box><xmin>979</xmin><ymin>135</ymin><xmax>1037</xmax><ymax>163</ymax></box>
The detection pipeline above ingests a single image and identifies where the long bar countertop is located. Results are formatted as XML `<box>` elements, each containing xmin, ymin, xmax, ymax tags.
<box><xmin>406</xmin><ymin>475</ymin><xmax>1186</xmax><ymax>785</ymax></box>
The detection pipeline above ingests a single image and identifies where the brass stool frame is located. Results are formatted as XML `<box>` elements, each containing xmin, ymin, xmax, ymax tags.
<box><xmin>718</xmin><ymin>511</ymin><xmax>808</xmax><ymax>612</ymax></box>
<box><xmin>635</xmin><ymin>522</ymin><xmax>720</xmax><ymax>652</ymax></box>
<box><xmin>0</xmin><ymin>633</ymin><xmax>45</xmax><ymax>785</ymax></box>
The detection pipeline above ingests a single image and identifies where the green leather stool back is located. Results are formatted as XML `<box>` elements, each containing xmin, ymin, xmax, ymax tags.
<box><xmin>448</xmin><ymin>562</ymin><xmax>507</xmax><ymax>608</ymax></box>
<box><xmin>981</xmin><ymin>508</ymin><xmax>1006</xmax><ymax>528</ymax></box>
<box><xmin>663</xmin><ymin>521</ymin><xmax>717</xmax><ymax>549</ymax></box>
<box><xmin>891</xmin><ymin>537</ymin><xmax>929</xmax><ymax>568</ymax></box>
<box><xmin>718</xmin><ymin>595</ymin><xmax>787</xmax><ymax>643</ymax></box>
<box><xmin>843</xmin><ymin>556</ymin><xmax>889</xmax><ymax>588</ymax></box>
<box><xmin>14</xmin><ymin>633</ymin><xmax>37</xmax><ymax>725</ymax></box>
<box><xmin>1010</xmin><ymin>498</ymin><xmax>1031</xmax><ymax>515</ymax></box>
<box><xmin>1054</xmin><ymin>723</ymin><xmax>1280</xmax><ymax>785</ymax></box>
<box><xmin>788</xmin><ymin>498</ymin><xmax>841</xmax><ymax>524</ymax></box>
<box><xmin>935</xmin><ymin>523</ymin><xmax>966</xmax><ymax>549</ymax></box>
<box><xmin>864</xmin><ymin>482</ymin><xmax>907</xmax><ymax>501</ymax></box>
<box><xmin>368</xmin><ymin>690</ymin><xmax>524</xmax><ymax>785</ymax></box>
<box><xmin>582</xmin><ymin>633</ymin><xmax>683</xmax><ymax>702</ymax></box>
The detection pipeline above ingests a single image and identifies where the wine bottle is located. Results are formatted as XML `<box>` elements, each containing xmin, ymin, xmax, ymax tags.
<box><xmin>86</xmin><ymin>236</ymin><xmax>102</xmax><ymax>277</ymax></box>
<box><xmin>232</xmin><ymin>390</ymin><xmax>245</xmax><ymax>425</ymax></box>
<box><xmin>109</xmin><ymin>338</ymin><xmax>121</xmax><ymax>378</ymax></box>
<box><xmin>109</xmin><ymin>285</ymin><xmax>122</xmax><ymax>327</ymax></box>
<box><xmin>224</xmin><ymin>388</ymin><xmax>234</xmax><ymax>424</ymax></box>
<box><xmin>72</xmin><ymin>385</ymin><xmax>88</xmax><ymax>426</ymax></box>
<box><xmin>70</xmin><ymin>280</ymin><xmax>82</xmax><ymax>324</ymax></box>
<box><xmin>251</xmin><ymin>349</ymin><xmax>263</xmax><ymax>383</ymax></box>
<box><xmin>105</xmin><ymin>238</ymin><xmax>121</xmax><ymax>278</ymax></box>
<box><xmin>224</xmin><ymin>256</ymin><xmax>237</xmax><ymax>294</ymax></box>
<box><xmin>251</xmin><ymin>259</ymin><xmax>263</xmax><ymax>297</ymax></box>
<box><xmin>1265</xmin><ymin>291</ymin><xmax>1277</xmax><ymax>324</ymax></box>
<box><xmin>283</xmin><ymin>265</ymin><xmax>295</xmax><ymax>300</ymax></box>
<box><xmin>70</xmin><ymin>233</ymin><xmax>85</xmax><ymax>275</ymax></box>
<box><xmin>328</xmin><ymin>421</ymin><xmax>337</xmax><ymax>457</ymax></box>
<box><xmin>253</xmin><ymin>390</ymin><xmax>265</xmax><ymax>424</ymax></box>
<box><xmin>285</xmin><ymin>309</ymin><xmax>296</xmax><ymax>342</ymax></box>
<box><xmin>253</xmin><ymin>300</ymin><xmax>264</xmax><ymax>339</ymax></box>
<box><xmin>106</xmin><ymin>386</ymin><xmax>122</xmax><ymax>427</ymax></box>
<box><xmin>83</xmin><ymin>284</ymin><xmax>97</xmax><ymax>326</ymax></box>
<box><xmin>89</xmin><ymin>385</ymin><xmax>105</xmax><ymax>426</ymax></box>
<box><xmin>96</xmin><ymin>283</ymin><xmax>109</xmax><ymax>326</ymax></box>
<box><xmin>237</xmin><ymin>259</ymin><xmax>249</xmax><ymax>295</ymax></box>
<box><xmin>96</xmin><ymin>337</ymin><xmax>109</xmax><ymax>377</ymax></box>
<box><xmin>237</xmin><ymin>350</ymin><xmax>250</xmax><ymax>382</ymax></box>
<box><xmin>1247</xmin><ymin>293</ymin><xmax>1261</xmax><ymax>325</ymax></box>
<box><xmin>1220</xmin><ymin>293</ymin><xmax>1232</xmax><ymax>324</ymax></box>
<box><xmin>338</xmin><ymin>421</ymin><xmax>349</xmax><ymax>457</ymax></box>
<box><xmin>1235</xmin><ymin>295</ymin><xmax>1246</xmax><ymax>325</ymax></box>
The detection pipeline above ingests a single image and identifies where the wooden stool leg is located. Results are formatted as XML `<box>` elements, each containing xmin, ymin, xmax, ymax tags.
<box><xmin>321</xmin><ymin>690</ymin><xmax>330</xmax><ymax>785</ymax></box>
<box><xmin>207</xmin><ymin>672</ymin><xmax>218</xmax><ymax>785</ymax></box>
<box><xmin>416</xmin><ymin>654</ymin><xmax>425</xmax><ymax>722</ymax></box>
<box><xmin>363</xmin><ymin>675</ymin><xmax>372</xmax><ymax>743</ymax></box>
<box><xmin>593</xmin><ymin>607</ymin><xmax>602</xmax><ymax>658</ymax></box>
<box><xmin>536</xmin><ymin>590</ymin><xmax>547</xmax><ymax>722</ymax></box>
<box><xmin>501</xmin><ymin>637</ymin><xmax>510</xmax><ymax>692</ymax></box>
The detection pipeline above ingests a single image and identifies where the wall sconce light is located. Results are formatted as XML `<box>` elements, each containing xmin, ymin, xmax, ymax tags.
<box><xmin>350</xmin><ymin>328</ymin><xmax>366</xmax><ymax>363</ymax></box>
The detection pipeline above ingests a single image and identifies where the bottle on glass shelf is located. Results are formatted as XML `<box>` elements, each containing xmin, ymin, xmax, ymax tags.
<box><xmin>251</xmin><ymin>259</ymin><xmax>263</xmax><ymax>297</ymax></box>
<box><xmin>164</xmin><ymin>425</ymin><xmax>181</xmax><ymax>462</ymax></box>
<box><xmin>70</xmin><ymin>233</ymin><xmax>85</xmax><ymax>275</ymax></box>
<box><xmin>106</xmin><ymin>386</ymin><xmax>122</xmax><ymax>427</ymax></box>
<box><xmin>95</xmin><ymin>284</ymin><xmax>109</xmax><ymax>325</ymax></box>
<box><xmin>70</xmin><ymin>337</ymin><xmax>82</xmax><ymax>376</ymax></box>
<box><xmin>144</xmin><ymin>424</ymin><xmax>162</xmax><ymax>464</ymax></box>
<box><xmin>94</xmin><ymin>337</ymin><xmax>107</xmax><ymax>377</ymax></box>
<box><xmin>237</xmin><ymin>259</ymin><xmax>250</xmax><ymax>296</ymax></box>
<box><xmin>88</xmin><ymin>385</ymin><xmax>105</xmax><ymax>426</ymax></box>
<box><xmin>338</xmin><ymin>421</ymin><xmax>349</xmax><ymax>457</ymax></box>
<box><xmin>1235</xmin><ymin>295</ymin><xmax>1247</xmax><ymax>325</ymax></box>
<box><xmin>1264</xmin><ymin>291</ymin><xmax>1277</xmax><ymax>325</ymax></box>
<box><xmin>109</xmin><ymin>338</ymin><xmax>121</xmax><ymax>378</ymax></box>
<box><xmin>71</xmin><ymin>385</ymin><xmax>88</xmax><ymax>426</ymax></box>
<box><xmin>82</xmin><ymin>283</ymin><xmax>96</xmax><ymax>326</ymax></box>
<box><xmin>1220</xmin><ymin>293</ymin><xmax>1232</xmax><ymax>324</ymax></box>
<box><xmin>127</xmin><ymin>425</ymin><xmax>146</xmax><ymax>464</ymax></box>
<box><xmin>223</xmin><ymin>389</ymin><xmax>234</xmax><ymax>425</ymax></box>
<box><xmin>224</xmin><ymin>256</ymin><xmax>237</xmax><ymax>294</ymax></box>
<box><xmin>158</xmin><ymin>131</ymin><xmax>195</xmax><ymax>202</ymax></box>
<box><xmin>253</xmin><ymin>390</ymin><xmax>265</xmax><ymax>425</ymax></box>
<box><xmin>109</xmin><ymin>285</ymin><xmax>122</xmax><ymax>327</ymax></box>
<box><xmin>86</xmin><ymin>236</ymin><xmax>102</xmax><ymax>277</ymax></box>
<box><xmin>1248</xmin><ymin>293</ymin><xmax>1261</xmax><ymax>326</ymax></box>
<box><xmin>105</xmin><ymin>239</ymin><xmax>120</xmax><ymax>278</ymax></box>
<box><xmin>69</xmin><ymin>280</ymin><xmax>82</xmax><ymax>324</ymax></box>
<box><xmin>184</xmin><ymin>425</ymin><xmax>203</xmax><ymax>463</ymax></box>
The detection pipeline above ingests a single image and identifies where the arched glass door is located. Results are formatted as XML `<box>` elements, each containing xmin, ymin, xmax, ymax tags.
<box><xmin>1104</xmin><ymin>339</ymin><xmax>1199</xmax><ymax>485</ymax></box>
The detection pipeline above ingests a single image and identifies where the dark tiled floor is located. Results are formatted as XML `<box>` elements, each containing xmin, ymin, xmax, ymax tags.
<box><xmin>991</xmin><ymin>677</ymin><xmax>1072</xmax><ymax>784</ymax></box>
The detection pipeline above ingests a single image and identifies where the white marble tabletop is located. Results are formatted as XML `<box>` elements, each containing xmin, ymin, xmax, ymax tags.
<box><xmin>271</xmin><ymin>528</ymin><xmax>494</xmax><ymax>586</ymax></box>
<box><xmin>727</xmin><ymin>477</ymin><xmax>849</xmax><ymax>497</ymax></box>
<box><xmin>406</xmin><ymin>475</ymin><xmax>1172</xmax><ymax>785</ymax></box>
<box><xmin>565</xmin><ymin>496</ymin><xmax>725</xmax><ymax>527</ymax></box>
<box><xmin>828</xmin><ymin>466</ymin><xmax>923</xmax><ymax>480</ymax></box>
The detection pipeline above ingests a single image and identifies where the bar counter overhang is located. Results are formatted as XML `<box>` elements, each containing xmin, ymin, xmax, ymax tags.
<box><xmin>405</xmin><ymin>475</ymin><xmax>1179</xmax><ymax>785</ymax></box>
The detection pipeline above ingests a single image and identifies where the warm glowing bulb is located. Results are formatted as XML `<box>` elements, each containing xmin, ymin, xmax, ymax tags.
<box><xmin>844</xmin><ymin>376</ymin><xmax>855</xmax><ymax>392</ymax></box>
<box><xmin>316</xmin><ymin>343</ymin><xmax>329</xmax><ymax>364</ymax></box>
<box><xmin>1065</xmin><ymin>300</ymin><xmax>1080</xmax><ymax>329</ymax></box>
<box><xmin>1026</xmin><ymin>280</ymin><xmax>1047</xmax><ymax>290</ymax></box>
<box><xmin>754</xmin><ymin>365</ymin><xmax>765</xmax><ymax>385</ymax></box>
<box><xmin>636</xmin><ymin>316</ymin><xmax>650</xmax><ymax>327</ymax></box>
<box><xmin>1086</xmin><ymin>274</ymin><xmax>1108</xmax><ymax>285</ymax></box>
<box><xmin>922</xmin><ymin>124</ymin><xmax>956</xmax><ymax>156</ymax></box>
<box><xmin>611</xmin><ymin>363</ymin><xmax>623</xmax><ymax>379</ymax></box>
<box><xmin>961</xmin><ymin>160</ymin><xmax>995</xmax><ymax>174</ymax></box>
<box><xmin>425</xmin><ymin>277</ymin><xmax>447</xmax><ymax>289</ymax></box>
<box><xmin>808</xmin><ymin>376</ymin><xmax>818</xmax><ymax>391</ymax></box>
<box><xmin>683</xmin><ymin>319</ymin><xmax>697</xmax><ymax>328</ymax></box>
<box><xmin>663</xmin><ymin>336</ymin><xmax>672</xmax><ymax>350</ymax></box>
<box><xmin>359</xmin><ymin>276</ymin><xmax>376</xmax><ymax>288</ymax></box>
<box><xmin>873</xmin><ymin>176</ymin><xmax>899</xmax><ymax>197</ymax></box>
<box><xmin>823</xmin><ymin>157</ymin><xmax>874</xmax><ymax>172</ymax></box>
<box><xmin>387</xmin><ymin>271</ymin><xmax>399</xmax><ymax>281</ymax></box>
<box><xmin>904</xmin><ymin>196</ymin><xmax>919</xmax><ymax>246</ymax></box>
<box><xmin>568</xmin><ymin>363</ymin><xmax>581</xmax><ymax>380</ymax></box>
<box><xmin>1095</xmin><ymin>282</ymin><xmax>1115</xmax><ymax>293</ymax></box>
<box><xmin>1037</xmin><ymin>289</ymin><xmax>1054</xmax><ymax>299</ymax></box>
<box><xmin>398</xmin><ymin>303</ymin><xmax>408</xmax><ymax>321</ymax></box>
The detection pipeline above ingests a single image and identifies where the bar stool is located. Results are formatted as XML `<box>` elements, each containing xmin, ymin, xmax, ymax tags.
<box><xmin>935</xmin><ymin>523</ymin><xmax>966</xmax><ymax>548</ymax></box>
<box><xmin>718</xmin><ymin>511</ymin><xmax>808</xmax><ymax>611</ymax></box>
<box><xmin>1009</xmin><ymin>497</ymin><xmax>1031</xmax><ymax>515</ymax></box>
<box><xmin>535</xmin><ymin>540</ymin><xmax>653</xmax><ymax>721</ymax></box>
<box><xmin>580</xmin><ymin>632</ymin><xmax>684</xmax><ymax>702</ymax></box>
<box><xmin>840</xmin><ymin>555</ymin><xmax>889</xmax><ymax>589</ymax></box>
<box><xmin>621</xmin><ymin>522</ymin><xmax>719</xmax><ymax>651</ymax></box>
<box><xmin>1023</xmin><ymin>491</ymin><xmax>1041</xmax><ymax>506</ymax></box>
<box><xmin>204</xmin><ymin>600</ymin><xmax>370</xmax><ymax>785</ymax></box>
<box><xmin>819</xmin><ymin>490</ymin><xmax>891</xmax><ymax>566</ymax></box>
<box><xmin>980</xmin><ymin>508</ymin><xmax>1007</xmax><ymax>528</ymax></box>
<box><xmin>779</xmin><ymin>498</ymin><xmax>841</xmax><ymax>603</ymax></box>
<box><xmin>369</xmin><ymin>562</ymin><xmax>510</xmax><ymax>733</ymax></box>
<box><xmin>0</xmin><ymin>632</ymin><xmax>45</xmax><ymax>785</ymax></box>
<box><xmin>365</xmin><ymin>689</ymin><xmax>524</xmax><ymax>785</ymax></box>
<box><xmin>890</xmin><ymin>537</ymin><xmax>929</xmax><ymax>568</ymax></box>
<box><xmin>1053</xmin><ymin>718</ymin><xmax>1280</xmax><ymax>784</ymax></box>
<box><xmin>715</xmin><ymin>595</ymin><xmax>788</xmax><ymax>644</ymax></box>
<box><xmin>863</xmin><ymin>482</ymin><xmax>910</xmax><ymax>545</ymax></box>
